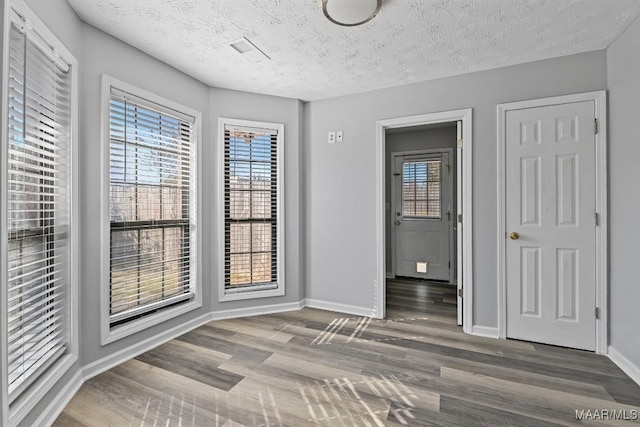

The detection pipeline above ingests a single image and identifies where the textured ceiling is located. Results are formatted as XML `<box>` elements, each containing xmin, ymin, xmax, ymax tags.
<box><xmin>66</xmin><ymin>0</ymin><xmax>640</xmax><ymax>101</ymax></box>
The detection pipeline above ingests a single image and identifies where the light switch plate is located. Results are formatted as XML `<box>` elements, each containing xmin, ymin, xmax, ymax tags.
<box><xmin>328</xmin><ymin>131</ymin><xmax>336</xmax><ymax>144</ymax></box>
<box><xmin>336</xmin><ymin>131</ymin><xmax>343</xmax><ymax>142</ymax></box>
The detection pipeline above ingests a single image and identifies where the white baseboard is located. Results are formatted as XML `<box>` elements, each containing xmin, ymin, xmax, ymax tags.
<box><xmin>305</xmin><ymin>298</ymin><xmax>374</xmax><ymax>317</ymax></box>
<box><xmin>608</xmin><ymin>346</ymin><xmax>640</xmax><ymax>387</ymax></box>
<box><xmin>83</xmin><ymin>301</ymin><xmax>305</xmax><ymax>382</ymax></box>
<box><xmin>33</xmin><ymin>369</ymin><xmax>83</xmax><ymax>427</ymax></box>
<box><xmin>470</xmin><ymin>325</ymin><xmax>500</xmax><ymax>339</ymax></box>
<box><xmin>210</xmin><ymin>300</ymin><xmax>304</xmax><ymax>322</ymax></box>
<box><xmin>83</xmin><ymin>311</ymin><xmax>213</xmax><ymax>380</ymax></box>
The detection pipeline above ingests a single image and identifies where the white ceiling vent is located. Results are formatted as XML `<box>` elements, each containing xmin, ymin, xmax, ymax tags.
<box><xmin>229</xmin><ymin>36</ymin><xmax>270</xmax><ymax>63</ymax></box>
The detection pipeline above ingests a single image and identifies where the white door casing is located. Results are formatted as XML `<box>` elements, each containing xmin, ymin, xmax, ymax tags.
<box><xmin>393</xmin><ymin>150</ymin><xmax>453</xmax><ymax>282</ymax></box>
<box><xmin>376</xmin><ymin>108</ymin><xmax>473</xmax><ymax>334</ymax></box>
<box><xmin>500</xmin><ymin>96</ymin><xmax>605</xmax><ymax>352</ymax></box>
<box><xmin>456</xmin><ymin>121</ymin><xmax>463</xmax><ymax>326</ymax></box>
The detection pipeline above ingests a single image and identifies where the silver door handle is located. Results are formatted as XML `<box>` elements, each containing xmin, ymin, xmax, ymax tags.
<box><xmin>395</xmin><ymin>220</ymin><xmax>401</xmax><ymax>225</ymax></box>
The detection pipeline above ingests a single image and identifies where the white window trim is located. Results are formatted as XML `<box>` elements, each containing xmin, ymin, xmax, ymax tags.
<box><xmin>100</xmin><ymin>75</ymin><xmax>202</xmax><ymax>345</ymax></box>
<box><xmin>217</xmin><ymin>118</ymin><xmax>285</xmax><ymax>302</ymax></box>
<box><xmin>1</xmin><ymin>0</ymin><xmax>79</xmax><ymax>425</ymax></box>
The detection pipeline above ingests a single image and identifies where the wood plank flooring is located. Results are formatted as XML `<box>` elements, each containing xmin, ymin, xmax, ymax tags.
<box><xmin>54</xmin><ymin>279</ymin><xmax>640</xmax><ymax>426</ymax></box>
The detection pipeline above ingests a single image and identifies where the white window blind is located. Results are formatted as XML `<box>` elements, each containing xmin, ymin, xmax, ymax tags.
<box><xmin>402</xmin><ymin>159</ymin><xmax>442</xmax><ymax>218</ymax></box>
<box><xmin>108</xmin><ymin>88</ymin><xmax>196</xmax><ymax>326</ymax></box>
<box><xmin>6</xmin><ymin>16</ymin><xmax>72</xmax><ymax>399</ymax></box>
<box><xmin>224</xmin><ymin>126</ymin><xmax>278</xmax><ymax>293</ymax></box>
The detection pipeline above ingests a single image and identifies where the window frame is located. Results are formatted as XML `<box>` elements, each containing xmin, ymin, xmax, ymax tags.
<box><xmin>100</xmin><ymin>75</ymin><xmax>202</xmax><ymax>345</ymax></box>
<box><xmin>1</xmin><ymin>0</ymin><xmax>79</xmax><ymax>424</ymax></box>
<box><xmin>217</xmin><ymin>118</ymin><xmax>285</xmax><ymax>302</ymax></box>
<box><xmin>401</xmin><ymin>157</ymin><xmax>443</xmax><ymax>220</ymax></box>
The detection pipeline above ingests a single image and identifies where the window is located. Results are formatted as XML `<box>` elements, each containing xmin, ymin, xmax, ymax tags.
<box><xmin>103</xmin><ymin>76</ymin><xmax>201</xmax><ymax>342</ymax></box>
<box><xmin>219</xmin><ymin>119</ymin><xmax>284</xmax><ymax>301</ymax></box>
<box><xmin>3</xmin><ymin>0</ymin><xmax>78</xmax><ymax>408</ymax></box>
<box><xmin>402</xmin><ymin>159</ymin><xmax>441</xmax><ymax>218</ymax></box>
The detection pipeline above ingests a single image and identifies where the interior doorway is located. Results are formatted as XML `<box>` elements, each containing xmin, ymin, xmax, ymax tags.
<box><xmin>387</xmin><ymin>127</ymin><xmax>457</xmax><ymax>327</ymax></box>
<box><xmin>375</xmin><ymin>109</ymin><xmax>472</xmax><ymax>333</ymax></box>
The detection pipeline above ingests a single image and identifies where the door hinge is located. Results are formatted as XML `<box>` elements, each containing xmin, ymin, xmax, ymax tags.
<box><xmin>448</xmin><ymin>261</ymin><xmax>451</xmax><ymax>269</ymax></box>
<box><xmin>457</xmin><ymin>139</ymin><xmax>463</xmax><ymax>149</ymax></box>
<box><xmin>458</xmin><ymin>288</ymin><xmax>463</xmax><ymax>298</ymax></box>
<box><xmin>457</xmin><ymin>214</ymin><xmax>462</xmax><ymax>223</ymax></box>
<box><xmin>595</xmin><ymin>212</ymin><xmax>599</xmax><ymax>226</ymax></box>
<box><xmin>595</xmin><ymin>307</ymin><xmax>600</xmax><ymax>320</ymax></box>
<box><xmin>594</xmin><ymin>118</ymin><xmax>598</xmax><ymax>135</ymax></box>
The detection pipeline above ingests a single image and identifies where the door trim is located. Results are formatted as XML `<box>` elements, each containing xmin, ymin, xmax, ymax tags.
<box><xmin>375</xmin><ymin>108</ymin><xmax>473</xmax><ymax>334</ymax></box>
<box><xmin>390</xmin><ymin>149</ymin><xmax>455</xmax><ymax>283</ymax></box>
<box><xmin>497</xmin><ymin>91</ymin><xmax>608</xmax><ymax>354</ymax></box>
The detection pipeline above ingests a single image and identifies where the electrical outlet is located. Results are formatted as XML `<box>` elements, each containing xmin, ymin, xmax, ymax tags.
<box><xmin>336</xmin><ymin>131</ymin><xmax>343</xmax><ymax>142</ymax></box>
<box><xmin>328</xmin><ymin>131</ymin><xmax>336</xmax><ymax>144</ymax></box>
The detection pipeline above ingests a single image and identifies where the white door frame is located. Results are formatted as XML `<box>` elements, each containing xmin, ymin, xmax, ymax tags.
<box><xmin>375</xmin><ymin>108</ymin><xmax>473</xmax><ymax>335</ymax></box>
<box><xmin>390</xmin><ymin>148</ymin><xmax>455</xmax><ymax>283</ymax></box>
<box><xmin>497</xmin><ymin>91</ymin><xmax>608</xmax><ymax>354</ymax></box>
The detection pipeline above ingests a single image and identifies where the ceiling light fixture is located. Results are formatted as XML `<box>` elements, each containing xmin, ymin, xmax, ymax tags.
<box><xmin>322</xmin><ymin>0</ymin><xmax>381</xmax><ymax>27</ymax></box>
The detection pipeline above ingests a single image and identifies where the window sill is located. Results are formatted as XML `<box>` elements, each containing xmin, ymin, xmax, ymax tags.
<box><xmin>219</xmin><ymin>285</ymin><xmax>285</xmax><ymax>302</ymax></box>
<box><xmin>101</xmin><ymin>298</ymin><xmax>202</xmax><ymax>346</ymax></box>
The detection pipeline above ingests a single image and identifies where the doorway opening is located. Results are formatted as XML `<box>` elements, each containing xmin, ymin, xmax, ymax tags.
<box><xmin>375</xmin><ymin>109</ymin><xmax>472</xmax><ymax>334</ymax></box>
<box><xmin>386</xmin><ymin>126</ymin><xmax>457</xmax><ymax>322</ymax></box>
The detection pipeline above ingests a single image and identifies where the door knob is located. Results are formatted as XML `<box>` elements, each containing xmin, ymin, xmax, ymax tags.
<box><xmin>395</xmin><ymin>220</ymin><xmax>401</xmax><ymax>225</ymax></box>
<box><xmin>509</xmin><ymin>232</ymin><xmax>519</xmax><ymax>240</ymax></box>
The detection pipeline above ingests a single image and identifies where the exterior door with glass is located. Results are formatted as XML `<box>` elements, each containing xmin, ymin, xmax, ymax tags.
<box><xmin>393</xmin><ymin>150</ymin><xmax>453</xmax><ymax>282</ymax></box>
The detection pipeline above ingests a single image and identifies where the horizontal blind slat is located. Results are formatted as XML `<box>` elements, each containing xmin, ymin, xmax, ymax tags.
<box><xmin>8</xmin><ymin>282</ymin><xmax>65</xmax><ymax>315</ymax></box>
<box><xmin>8</xmin><ymin>309</ymin><xmax>63</xmax><ymax>347</ymax></box>
<box><xmin>8</xmin><ymin>332</ymin><xmax>64</xmax><ymax>374</ymax></box>
<box><xmin>7</xmin><ymin>299</ymin><xmax>64</xmax><ymax>337</ymax></box>
<box><xmin>8</xmin><ymin>313</ymin><xmax>63</xmax><ymax>354</ymax></box>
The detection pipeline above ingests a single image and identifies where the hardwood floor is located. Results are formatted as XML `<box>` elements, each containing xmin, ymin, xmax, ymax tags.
<box><xmin>54</xmin><ymin>279</ymin><xmax>640</xmax><ymax>426</ymax></box>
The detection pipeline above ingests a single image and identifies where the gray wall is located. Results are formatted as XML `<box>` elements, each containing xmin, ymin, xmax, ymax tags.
<box><xmin>607</xmin><ymin>16</ymin><xmax>640</xmax><ymax>370</ymax></box>
<box><xmin>385</xmin><ymin>126</ymin><xmax>457</xmax><ymax>274</ymax></box>
<box><xmin>79</xmin><ymin>23</ymin><xmax>213</xmax><ymax>365</ymax></box>
<box><xmin>305</xmin><ymin>50</ymin><xmax>607</xmax><ymax>326</ymax></box>
<box><xmin>208</xmin><ymin>88</ymin><xmax>306</xmax><ymax>310</ymax></box>
<box><xmin>13</xmin><ymin>1</ymin><xmax>305</xmax><ymax>424</ymax></box>
<box><xmin>79</xmin><ymin>20</ymin><xmax>305</xmax><ymax>364</ymax></box>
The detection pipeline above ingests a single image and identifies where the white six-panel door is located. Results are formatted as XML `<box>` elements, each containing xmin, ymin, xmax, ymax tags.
<box><xmin>505</xmin><ymin>101</ymin><xmax>596</xmax><ymax>351</ymax></box>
